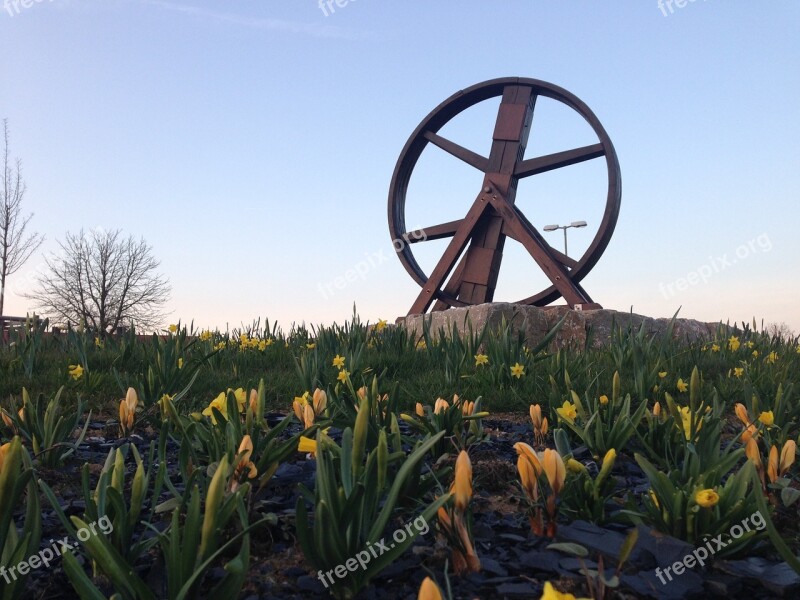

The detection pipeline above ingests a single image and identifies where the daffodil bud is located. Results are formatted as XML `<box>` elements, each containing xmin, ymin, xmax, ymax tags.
<box><xmin>377</xmin><ymin>430</ymin><xmax>388</xmax><ymax>491</ymax></box>
<box><xmin>612</xmin><ymin>371</ymin><xmax>621</xmax><ymax>404</ymax></box>
<box><xmin>597</xmin><ymin>448</ymin><xmax>617</xmax><ymax>485</ymax></box>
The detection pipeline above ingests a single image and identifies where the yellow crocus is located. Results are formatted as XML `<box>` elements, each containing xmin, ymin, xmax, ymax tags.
<box><xmin>415</xmin><ymin>402</ymin><xmax>425</xmax><ymax>417</ymax></box>
<box><xmin>453</xmin><ymin>450</ymin><xmax>473</xmax><ymax>512</ymax></box>
<box><xmin>599</xmin><ymin>395</ymin><xmax>609</xmax><ymax>406</ymax></box>
<box><xmin>695</xmin><ymin>488</ymin><xmax>720</xmax><ymax>508</ymax></box>
<box><xmin>780</xmin><ymin>440</ymin><xmax>797</xmax><ymax>476</ymax></box>
<box><xmin>418</xmin><ymin>577</ymin><xmax>443</xmax><ymax>600</ymax></box>
<box><xmin>234</xmin><ymin>435</ymin><xmax>258</xmax><ymax>481</ymax></box>
<box><xmin>434</xmin><ymin>398</ymin><xmax>449</xmax><ymax>415</ymax></box>
<box><xmin>312</xmin><ymin>388</ymin><xmax>327</xmax><ymax>415</ymax></box>
<box><xmin>759</xmin><ymin>411</ymin><xmax>774</xmax><ymax>427</ymax></box>
<box><xmin>542</xmin><ymin>449</ymin><xmax>566</xmax><ymax>496</ymax></box>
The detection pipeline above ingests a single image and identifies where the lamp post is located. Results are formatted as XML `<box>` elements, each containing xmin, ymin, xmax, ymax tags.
<box><xmin>542</xmin><ymin>221</ymin><xmax>587</xmax><ymax>257</ymax></box>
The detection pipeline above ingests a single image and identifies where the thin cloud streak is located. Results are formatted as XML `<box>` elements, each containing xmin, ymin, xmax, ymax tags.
<box><xmin>140</xmin><ymin>0</ymin><xmax>367</xmax><ymax>40</ymax></box>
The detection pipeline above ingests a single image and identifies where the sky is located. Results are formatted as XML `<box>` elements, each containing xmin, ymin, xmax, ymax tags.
<box><xmin>1</xmin><ymin>1</ymin><xmax>798</xmax><ymax>334</ymax></box>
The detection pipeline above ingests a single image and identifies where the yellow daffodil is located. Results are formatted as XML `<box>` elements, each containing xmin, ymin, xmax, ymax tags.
<box><xmin>375</xmin><ymin>319</ymin><xmax>387</xmax><ymax>332</ymax></box>
<box><xmin>746</xmin><ymin>341</ymin><xmax>755</xmax><ymax>349</ymax></box>
<box><xmin>658</xmin><ymin>371</ymin><xmax>667</xmax><ymax>379</ymax></box>
<box><xmin>649</xmin><ymin>489</ymin><xmax>660</xmax><ymax>509</ymax></box>
<box><xmin>199</xmin><ymin>330</ymin><xmax>213</xmax><ymax>341</ymax></box>
<box><xmin>711</xmin><ymin>344</ymin><xmax>720</xmax><ymax>352</ymax></box>
<box><xmin>68</xmin><ymin>364</ymin><xmax>84</xmax><ymax>381</ymax></box>
<box><xmin>332</xmin><ymin>355</ymin><xmax>345</xmax><ymax>369</ymax></box>
<box><xmin>733</xmin><ymin>367</ymin><xmax>744</xmax><ymax>378</ymax></box>
<box><xmin>418</xmin><ymin>577</ymin><xmax>443</xmax><ymax>600</ymax></box>
<box><xmin>337</xmin><ymin>369</ymin><xmax>350</xmax><ymax>383</ymax></box>
<box><xmin>695</xmin><ymin>488</ymin><xmax>720</xmax><ymax>508</ymax></box>
<box><xmin>510</xmin><ymin>363</ymin><xmax>525</xmax><ymax>379</ymax></box>
<box><xmin>752</xmin><ymin>350</ymin><xmax>759</xmax><ymax>359</ymax></box>
<box><xmin>453</xmin><ymin>451</ymin><xmax>473</xmax><ymax>512</ymax></box>
<box><xmin>766</xmin><ymin>351</ymin><xmax>778</xmax><ymax>364</ymax></box>
<box><xmin>599</xmin><ymin>394</ymin><xmax>609</xmax><ymax>406</ymax></box>
<box><xmin>298</xmin><ymin>436</ymin><xmax>317</xmax><ymax>455</ymax></box>
<box><xmin>94</xmin><ymin>337</ymin><xmax>103</xmax><ymax>348</ymax></box>
<box><xmin>474</xmin><ymin>353</ymin><xmax>489</xmax><ymax>367</ymax></box>
<box><xmin>203</xmin><ymin>393</ymin><xmax>228</xmax><ymax>424</ymax></box>
<box><xmin>679</xmin><ymin>406</ymin><xmax>700</xmax><ymax>440</ymax></box>
<box><xmin>177</xmin><ymin>358</ymin><xmax>183</xmax><ymax>369</ymax></box>
<box><xmin>759</xmin><ymin>411</ymin><xmax>774</xmax><ymax>427</ymax></box>
<box><xmin>556</xmin><ymin>401</ymin><xmax>577</xmax><ymax>424</ymax></box>
<box><xmin>168</xmin><ymin>324</ymin><xmax>177</xmax><ymax>333</ymax></box>
<box><xmin>306</xmin><ymin>342</ymin><xmax>316</xmax><ymax>349</ymax></box>
<box><xmin>541</xmin><ymin>580</ymin><xmax>588</xmax><ymax>600</ymax></box>
<box><xmin>676</xmin><ymin>378</ymin><xmax>688</xmax><ymax>393</ymax></box>
<box><xmin>728</xmin><ymin>336</ymin><xmax>740</xmax><ymax>351</ymax></box>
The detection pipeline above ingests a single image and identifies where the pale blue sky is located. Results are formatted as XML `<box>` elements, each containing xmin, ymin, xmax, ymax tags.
<box><xmin>2</xmin><ymin>1</ymin><xmax>798</xmax><ymax>333</ymax></box>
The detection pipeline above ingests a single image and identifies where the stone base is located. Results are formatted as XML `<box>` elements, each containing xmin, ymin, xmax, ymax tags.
<box><xmin>395</xmin><ymin>304</ymin><xmax>719</xmax><ymax>350</ymax></box>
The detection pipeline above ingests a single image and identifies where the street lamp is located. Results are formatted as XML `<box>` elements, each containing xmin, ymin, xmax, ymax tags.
<box><xmin>542</xmin><ymin>221</ymin><xmax>587</xmax><ymax>257</ymax></box>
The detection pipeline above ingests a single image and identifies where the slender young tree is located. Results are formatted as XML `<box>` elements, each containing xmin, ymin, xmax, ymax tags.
<box><xmin>1</xmin><ymin>119</ymin><xmax>44</xmax><ymax>330</ymax></box>
<box><xmin>27</xmin><ymin>228</ymin><xmax>171</xmax><ymax>334</ymax></box>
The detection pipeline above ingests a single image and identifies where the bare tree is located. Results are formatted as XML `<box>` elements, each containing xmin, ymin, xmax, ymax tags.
<box><xmin>1</xmin><ymin>119</ymin><xmax>44</xmax><ymax>326</ymax></box>
<box><xmin>27</xmin><ymin>229</ymin><xmax>171</xmax><ymax>334</ymax></box>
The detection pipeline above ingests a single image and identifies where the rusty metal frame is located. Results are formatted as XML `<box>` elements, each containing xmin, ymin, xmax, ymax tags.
<box><xmin>388</xmin><ymin>77</ymin><xmax>621</xmax><ymax>315</ymax></box>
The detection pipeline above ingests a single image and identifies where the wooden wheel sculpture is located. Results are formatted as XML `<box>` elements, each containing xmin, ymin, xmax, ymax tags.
<box><xmin>388</xmin><ymin>77</ymin><xmax>621</xmax><ymax>315</ymax></box>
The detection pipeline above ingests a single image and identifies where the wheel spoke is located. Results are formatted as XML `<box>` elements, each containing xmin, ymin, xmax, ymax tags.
<box><xmin>500</xmin><ymin>222</ymin><xmax>578</xmax><ymax>269</ymax></box>
<box><xmin>402</xmin><ymin>219</ymin><xmax>463</xmax><ymax>244</ymax></box>
<box><xmin>423</xmin><ymin>131</ymin><xmax>489</xmax><ymax>172</ymax></box>
<box><xmin>514</xmin><ymin>143</ymin><xmax>605</xmax><ymax>178</ymax></box>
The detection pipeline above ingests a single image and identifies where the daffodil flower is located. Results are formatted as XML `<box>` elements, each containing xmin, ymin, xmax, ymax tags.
<box><xmin>556</xmin><ymin>401</ymin><xmax>577</xmax><ymax>424</ymax></box>
<box><xmin>474</xmin><ymin>353</ymin><xmax>489</xmax><ymax>367</ymax></box>
<box><xmin>510</xmin><ymin>363</ymin><xmax>525</xmax><ymax>379</ymax></box>
<box><xmin>332</xmin><ymin>355</ymin><xmax>345</xmax><ymax>369</ymax></box>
